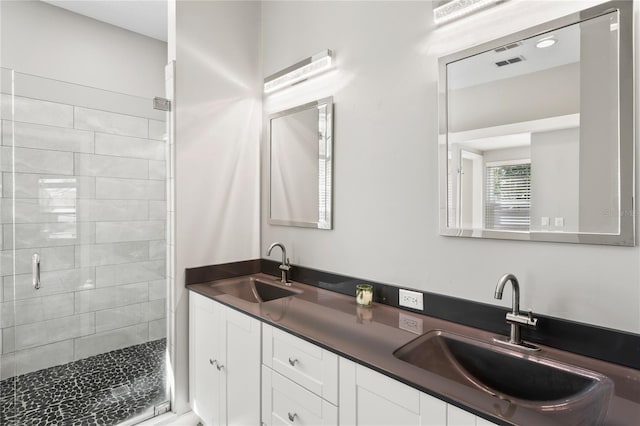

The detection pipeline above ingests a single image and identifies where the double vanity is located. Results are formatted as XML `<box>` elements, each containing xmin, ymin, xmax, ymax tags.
<box><xmin>187</xmin><ymin>265</ymin><xmax>640</xmax><ymax>426</ymax></box>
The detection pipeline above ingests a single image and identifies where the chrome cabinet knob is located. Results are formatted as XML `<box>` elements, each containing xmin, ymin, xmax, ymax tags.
<box><xmin>287</xmin><ymin>412</ymin><xmax>297</xmax><ymax>422</ymax></box>
<box><xmin>209</xmin><ymin>359</ymin><xmax>224</xmax><ymax>370</ymax></box>
<box><xmin>288</xmin><ymin>357</ymin><xmax>298</xmax><ymax>366</ymax></box>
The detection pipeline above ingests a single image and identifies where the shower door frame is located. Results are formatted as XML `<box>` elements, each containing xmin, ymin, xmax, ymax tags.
<box><xmin>0</xmin><ymin>66</ymin><xmax>175</xmax><ymax>425</ymax></box>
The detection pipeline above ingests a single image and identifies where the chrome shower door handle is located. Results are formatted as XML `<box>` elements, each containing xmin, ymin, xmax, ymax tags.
<box><xmin>32</xmin><ymin>253</ymin><xmax>40</xmax><ymax>290</ymax></box>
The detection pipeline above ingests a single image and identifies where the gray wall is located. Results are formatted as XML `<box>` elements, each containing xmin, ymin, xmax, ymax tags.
<box><xmin>530</xmin><ymin>128</ymin><xmax>580</xmax><ymax>232</ymax></box>
<box><xmin>261</xmin><ymin>0</ymin><xmax>640</xmax><ymax>334</ymax></box>
<box><xmin>578</xmin><ymin>12</ymin><xmax>619</xmax><ymax>234</ymax></box>
<box><xmin>174</xmin><ymin>0</ymin><xmax>262</xmax><ymax>414</ymax></box>
<box><xmin>449</xmin><ymin>62</ymin><xmax>580</xmax><ymax>133</ymax></box>
<box><xmin>271</xmin><ymin>108</ymin><xmax>320</xmax><ymax>223</ymax></box>
<box><xmin>0</xmin><ymin>0</ymin><xmax>166</xmax><ymax>99</ymax></box>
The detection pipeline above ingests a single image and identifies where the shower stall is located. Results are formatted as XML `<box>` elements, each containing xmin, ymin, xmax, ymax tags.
<box><xmin>0</xmin><ymin>68</ymin><xmax>173</xmax><ymax>425</ymax></box>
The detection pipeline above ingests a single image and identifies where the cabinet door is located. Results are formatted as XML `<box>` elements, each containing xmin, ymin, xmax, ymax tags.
<box><xmin>339</xmin><ymin>358</ymin><xmax>447</xmax><ymax>426</ymax></box>
<box><xmin>189</xmin><ymin>292</ymin><xmax>223</xmax><ymax>426</ymax></box>
<box><xmin>220</xmin><ymin>305</ymin><xmax>262</xmax><ymax>425</ymax></box>
<box><xmin>447</xmin><ymin>405</ymin><xmax>477</xmax><ymax>426</ymax></box>
<box><xmin>448</xmin><ymin>405</ymin><xmax>499</xmax><ymax>426</ymax></box>
<box><xmin>475</xmin><ymin>416</ymin><xmax>499</xmax><ymax>426</ymax></box>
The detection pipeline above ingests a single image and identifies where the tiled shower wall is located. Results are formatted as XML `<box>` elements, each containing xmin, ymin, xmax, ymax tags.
<box><xmin>0</xmin><ymin>87</ymin><xmax>167</xmax><ymax>380</ymax></box>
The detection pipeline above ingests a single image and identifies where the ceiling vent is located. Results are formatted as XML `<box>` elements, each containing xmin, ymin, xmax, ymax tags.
<box><xmin>495</xmin><ymin>56</ymin><xmax>525</xmax><ymax>67</ymax></box>
<box><xmin>494</xmin><ymin>42</ymin><xmax>522</xmax><ymax>53</ymax></box>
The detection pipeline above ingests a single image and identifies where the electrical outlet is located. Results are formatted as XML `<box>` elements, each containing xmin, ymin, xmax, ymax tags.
<box><xmin>399</xmin><ymin>289</ymin><xmax>424</xmax><ymax>310</ymax></box>
<box><xmin>399</xmin><ymin>313</ymin><xmax>424</xmax><ymax>335</ymax></box>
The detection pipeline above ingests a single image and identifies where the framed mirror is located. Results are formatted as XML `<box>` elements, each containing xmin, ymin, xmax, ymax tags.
<box><xmin>268</xmin><ymin>97</ymin><xmax>333</xmax><ymax>229</ymax></box>
<box><xmin>439</xmin><ymin>1</ymin><xmax>634</xmax><ymax>246</ymax></box>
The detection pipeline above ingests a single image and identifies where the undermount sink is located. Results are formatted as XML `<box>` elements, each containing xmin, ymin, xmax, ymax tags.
<box><xmin>211</xmin><ymin>276</ymin><xmax>301</xmax><ymax>303</ymax></box>
<box><xmin>394</xmin><ymin>330</ymin><xmax>613</xmax><ymax>421</ymax></box>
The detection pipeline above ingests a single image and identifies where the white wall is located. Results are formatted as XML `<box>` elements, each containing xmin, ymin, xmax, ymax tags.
<box><xmin>271</xmin><ymin>107</ymin><xmax>320</xmax><ymax>223</ymax></box>
<box><xmin>530</xmin><ymin>128</ymin><xmax>580</xmax><ymax>232</ymax></box>
<box><xmin>0</xmin><ymin>0</ymin><xmax>166</xmax><ymax>99</ymax></box>
<box><xmin>449</xmin><ymin>62</ymin><xmax>580</xmax><ymax>132</ymax></box>
<box><xmin>578</xmin><ymin>12</ymin><xmax>620</xmax><ymax>234</ymax></box>
<box><xmin>261</xmin><ymin>0</ymin><xmax>640</xmax><ymax>333</ymax></box>
<box><xmin>483</xmin><ymin>146</ymin><xmax>531</xmax><ymax>163</ymax></box>
<box><xmin>174</xmin><ymin>0</ymin><xmax>261</xmax><ymax>413</ymax></box>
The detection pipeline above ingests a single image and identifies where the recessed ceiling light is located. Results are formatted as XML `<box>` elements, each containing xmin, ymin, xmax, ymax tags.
<box><xmin>536</xmin><ymin>38</ymin><xmax>557</xmax><ymax>49</ymax></box>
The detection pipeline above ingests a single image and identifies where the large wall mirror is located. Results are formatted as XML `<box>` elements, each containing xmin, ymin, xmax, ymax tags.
<box><xmin>439</xmin><ymin>1</ymin><xmax>634</xmax><ymax>246</ymax></box>
<box><xmin>268</xmin><ymin>97</ymin><xmax>333</xmax><ymax>229</ymax></box>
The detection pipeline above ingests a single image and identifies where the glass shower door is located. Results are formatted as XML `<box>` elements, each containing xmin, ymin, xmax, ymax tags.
<box><xmin>0</xmin><ymin>69</ymin><xmax>170</xmax><ymax>425</ymax></box>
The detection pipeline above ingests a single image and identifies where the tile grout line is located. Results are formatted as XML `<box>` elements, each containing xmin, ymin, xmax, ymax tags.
<box><xmin>10</xmin><ymin>93</ymin><xmax>161</xmax><ymax>121</ymax></box>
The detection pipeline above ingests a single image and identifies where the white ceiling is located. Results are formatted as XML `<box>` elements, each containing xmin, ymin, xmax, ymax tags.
<box><xmin>447</xmin><ymin>19</ymin><xmax>582</xmax><ymax>90</ymax></box>
<box><xmin>43</xmin><ymin>0</ymin><xmax>168</xmax><ymax>42</ymax></box>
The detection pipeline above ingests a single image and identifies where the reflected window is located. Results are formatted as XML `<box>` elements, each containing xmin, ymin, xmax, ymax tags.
<box><xmin>38</xmin><ymin>178</ymin><xmax>77</xmax><ymax>239</ymax></box>
<box><xmin>484</xmin><ymin>162</ymin><xmax>531</xmax><ymax>231</ymax></box>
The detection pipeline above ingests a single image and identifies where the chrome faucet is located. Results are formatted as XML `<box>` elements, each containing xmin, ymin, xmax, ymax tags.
<box><xmin>267</xmin><ymin>242</ymin><xmax>291</xmax><ymax>285</ymax></box>
<box><xmin>494</xmin><ymin>273</ymin><xmax>539</xmax><ymax>350</ymax></box>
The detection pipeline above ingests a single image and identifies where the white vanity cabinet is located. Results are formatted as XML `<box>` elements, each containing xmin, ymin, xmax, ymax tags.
<box><xmin>339</xmin><ymin>358</ymin><xmax>498</xmax><ymax>426</ymax></box>
<box><xmin>262</xmin><ymin>323</ymin><xmax>339</xmax><ymax>425</ymax></box>
<box><xmin>189</xmin><ymin>292</ymin><xmax>261</xmax><ymax>426</ymax></box>
<box><xmin>189</xmin><ymin>291</ymin><xmax>496</xmax><ymax>426</ymax></box>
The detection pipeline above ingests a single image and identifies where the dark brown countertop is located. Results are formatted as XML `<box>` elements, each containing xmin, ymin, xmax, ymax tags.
<box><xmin>188</xmin><ymin>273</ymin><xmax>640</xmax><ymax>426</ymax></box>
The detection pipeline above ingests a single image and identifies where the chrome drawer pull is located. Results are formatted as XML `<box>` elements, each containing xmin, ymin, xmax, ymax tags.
<box><xmin>216</xmin><ymin>362</ymin><xmax>224</xmax><ymax>371</ymax></box>
<box><xmin>288</xmin><ymin>412</ymin><xmax>297</xmax><ymax>422</ymax></box>
<box><xmin>288</xmin><ymin>357</ymin><xmax>299</xmax><ymax>366</ymax></box>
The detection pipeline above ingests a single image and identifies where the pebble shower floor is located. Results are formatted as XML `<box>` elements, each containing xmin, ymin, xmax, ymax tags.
<box><xmin>0</xmin><ymin>339</ymin><xmax>167</xmax><ymax>426</ymax></box>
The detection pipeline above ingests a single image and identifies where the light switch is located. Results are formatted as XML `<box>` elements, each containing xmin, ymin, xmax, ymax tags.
<box><xmin>555</xmin><ymin>217</ymin><xmax>564</xmax><ymax>227</ymax></box>
<box><xmin>541</xmin><ymin>217</ymin><xmax>550</xmax><ymax>226</ymax></box>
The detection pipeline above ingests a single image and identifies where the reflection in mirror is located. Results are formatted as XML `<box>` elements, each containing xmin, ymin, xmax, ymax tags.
<box><xmin>439</xmin><ymin>1</ymin><xmax>634</xmax><ymax>245</ymax></box>
<box><xmin>269</xmin><ymin>97</ymin><xmax>333</xmax><ymax>229</ymax></box>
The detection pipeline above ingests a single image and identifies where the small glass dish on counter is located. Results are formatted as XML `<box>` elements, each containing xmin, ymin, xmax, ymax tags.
<box><xmin>356</xmin><ymin>284</ymin><xmax>374</xmax><ymax>307</ymax></box>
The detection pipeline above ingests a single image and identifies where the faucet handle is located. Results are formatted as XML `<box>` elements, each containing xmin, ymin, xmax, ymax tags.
<box><xmin>279</xmin><ymin>258</ymin><xmax>291</xmax><ymax>272</ymax></box>
<box><xmin>506</xmin><ymin>310</ymin><xmax>538</xmax><ymax>327</ymax></box>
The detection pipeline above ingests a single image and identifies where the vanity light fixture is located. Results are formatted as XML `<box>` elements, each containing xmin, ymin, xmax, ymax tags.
<box><xmin>433</xmin><ymin>0</ymin><xmax>504</xmax><ymax>25</ymax></box>
<box><xmin>264</xmin><ymin>50</ymin><xmax>333</xmax><ymax>94</ymax></box>
<box><xmin>536</xmin><ymin>37</ymin><xmax>557</xmax><ymax>49</ymax></box>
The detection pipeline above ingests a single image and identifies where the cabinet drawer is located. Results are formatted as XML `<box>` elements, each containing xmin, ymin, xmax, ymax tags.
<box><xmin>263</xmin><ymin>324</ymin><xmax>338</xmax><ymax>405</ymax></box>
<box><xmin>262</xmin><ymin>366</ymin><xmax>338</xmax><ymax>426</ymax></box>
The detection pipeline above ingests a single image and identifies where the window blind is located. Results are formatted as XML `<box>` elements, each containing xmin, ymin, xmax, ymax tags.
<box><xmin>485</xmin><ymin>163</ymin><xmax>531</xmax><ymax>230</ymax></box>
